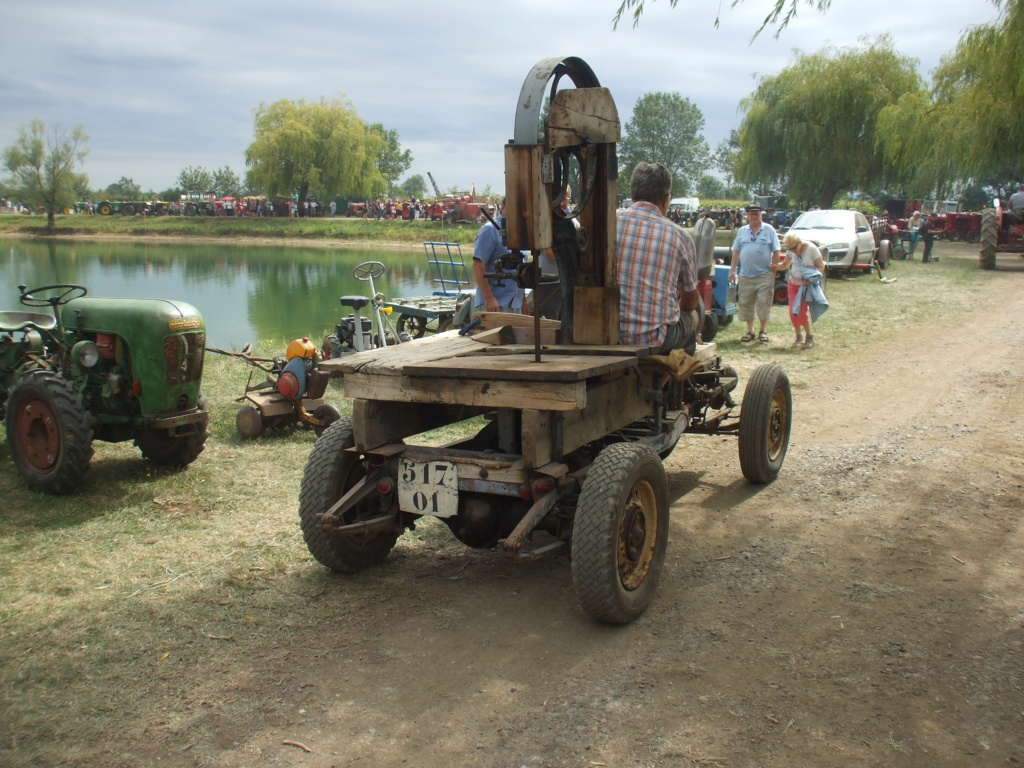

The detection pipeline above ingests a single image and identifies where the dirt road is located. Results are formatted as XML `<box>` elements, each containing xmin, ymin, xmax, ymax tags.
<box><xmin>80</xmin><ymin>251</ymin><xmax>1024</xmax><ymax>767</ymax></box>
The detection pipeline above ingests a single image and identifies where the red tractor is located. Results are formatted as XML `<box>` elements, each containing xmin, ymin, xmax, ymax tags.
<box><xmin>979</xmin><ymin>202</ymin><xmax>1024</xmax><ymax>269</ymax></box>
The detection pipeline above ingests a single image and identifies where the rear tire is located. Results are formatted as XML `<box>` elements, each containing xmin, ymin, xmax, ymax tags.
<box><xmin>571</xmin><ymin>442</ymin><xmax>669</xmax><ymax>624</ymax></box>
<box><xmin>980</xmin><ymin>208</ymin><xmax>998</xmax><ymax>270</ymax></box>
<box><xmin>5</xmin><ymin>370</ymin><xmax>94</xmax><ymax>495</ymax></box>
<box><xmin>738</xmin><ymin>364</ymin><xmax>792</xmax><ymax>484</ymax></box>
<box><xmin>298</xmin><ymin>417</ymin><xmax>399</xmax><ymax>572</ymax></box>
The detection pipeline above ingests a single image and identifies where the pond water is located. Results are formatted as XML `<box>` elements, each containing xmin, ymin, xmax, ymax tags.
<box><xmin>1</xmin><ymin>239</ymin><xmax>476</xmax><ymax>348</ymax></box>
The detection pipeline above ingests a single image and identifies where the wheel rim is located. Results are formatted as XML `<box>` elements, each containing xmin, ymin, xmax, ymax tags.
<box><xmin>767</xmin><ymin>387</ymin><xmax>788</xmax><ymax>462</ymax></box>
<box><xmin>14</xmin><ymin>395</ymin><xmax>61</xmax><ymax>474</ymax></box>
<box><xmin>616</xmin><ymin>479</ymin><xmax>658</xmax><ymax>590</ymax></box>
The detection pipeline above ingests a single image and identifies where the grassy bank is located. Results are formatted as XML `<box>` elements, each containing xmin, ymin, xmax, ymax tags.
<box><xmin>0</xmin><ymin>212</ymin><xmax>482</xmax><ymax>247</ymax></box>
<box><xmin>0</xmin><ymin>242</ymin><xmax>989</xmax><ymax>766</ymax></box>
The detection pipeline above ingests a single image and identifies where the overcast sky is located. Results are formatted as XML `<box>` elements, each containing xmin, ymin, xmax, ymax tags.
<box><xmin>0</xmin><ymin>0</ymin><xmax>1001</xmax><ymax>197</ymax></box>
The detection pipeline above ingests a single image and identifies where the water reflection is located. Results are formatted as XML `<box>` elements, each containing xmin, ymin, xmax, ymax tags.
<box><xmin>1</xmin><ymin>239</ymin><xmax>474</xmax><ymax>347</ymax></box>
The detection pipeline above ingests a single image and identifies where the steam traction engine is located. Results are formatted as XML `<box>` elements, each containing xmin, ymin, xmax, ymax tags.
<box><xmin>298</xmin><ymin>56</ymin><xmax>792</xmax><ymax>624</ymax></box>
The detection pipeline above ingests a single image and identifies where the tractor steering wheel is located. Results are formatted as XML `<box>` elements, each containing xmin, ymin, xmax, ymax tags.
<box><xmin>352</xmin><ymin>261</ymin><xmax>386</xmax><ymax>281</ymax></box>
<box><xmin>19</xmin><ymin>284</ymin><xmax>88</xmax><ymax>308</ymax></box>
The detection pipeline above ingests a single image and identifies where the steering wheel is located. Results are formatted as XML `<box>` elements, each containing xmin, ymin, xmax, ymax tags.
<box><xmin>19</xmin><ymin>284</ymin><xmax>88</xmax><ymax>308</ymax></box>
<box><xmin>353</xmin><ymin>261</ymin><xmax>386</xmax><ymax>281</ymax></box>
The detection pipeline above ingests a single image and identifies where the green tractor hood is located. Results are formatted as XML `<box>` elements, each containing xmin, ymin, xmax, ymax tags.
<box><xmin>60</xmin><ymin>297</ymin><xmax>206</xmax><ymax>415</ymax></box>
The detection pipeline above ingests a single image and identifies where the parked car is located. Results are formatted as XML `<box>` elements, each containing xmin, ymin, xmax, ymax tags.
<box><xmin>785</xmin><ymin>209</ymin><xmax>877</xmax><ymax>276</ymax></box>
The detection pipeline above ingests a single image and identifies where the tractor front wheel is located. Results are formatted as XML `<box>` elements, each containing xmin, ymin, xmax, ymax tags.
<box><xmin>298</xmin><ymin>417</ymin><xmax>399</xmax><ymax>572</ymax></box>
<box><xmin>135</xmin><ymin>397</ymin><xmax>209</xmax><ymax>466</ymax></box>
<box><xmin>571</xmin><ymin>442</ymin><xmax>669</xmax><ymax>624</ymax></box>
<box><xmin>5</xmin><ymin>370</ymin><xmax>94</xmax><ymax>495</ymax></box>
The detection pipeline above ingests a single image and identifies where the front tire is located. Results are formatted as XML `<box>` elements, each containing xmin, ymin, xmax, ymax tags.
<box><xmin>5</xmin><ymin>370</ymin><xmax>94</xmax><ymax>495</ymax></box>
<box><xmin>298</xmin><ymin>417</ymin><xmax>399</xmax><ymax>572</ymax></box>
<box><xmin>738</xmin><ymin>364</ymin><xmax>792</xmax><ymax>483</ymax></box>
<box><xmin>571</xmin><ymin>442</ymin><xmax>669</xmax><ymax>624</ymax></box>
<box><xmin>135</xmin><ymin>396</ymin><xmax>209</xmax><ymax>466</ymax></box>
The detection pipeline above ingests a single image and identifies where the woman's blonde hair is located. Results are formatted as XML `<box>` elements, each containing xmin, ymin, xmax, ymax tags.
<box><xmin>783</xmin><ymin>232</ymin><xmax>803</xmax><ymax>249</ymax></box>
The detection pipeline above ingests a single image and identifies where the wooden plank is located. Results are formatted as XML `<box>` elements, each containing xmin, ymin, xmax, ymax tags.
<box><xmin>521</xmin><ymin>409</ymin><xmax>553</xmax><ymax>467</ymax></box>
<box><xmin>352</xmin><ymin>399</ymin><xmax>487</xmax><ymax>450</ymax></box>
<box><xmin>320</xmin><ymin>333</ymin><xmax>485</xmax><ymax>377</ymax></box>
<box><xmin>547</xmin><ymin>88</ymin><xmax>621</xmax><ymax>148</ymax></box>
<box><xmin>479</xmin><ymin>344</ymin><xmax>655</xmax><ymax>358</ymax></box>
<box><xmin>572</xmin><ymin>286</ymin><xmax>619</xmax><ymax>345</ymax></box>
<box><xmin>403</xmin><ymin>353</ymin><xmax>638</xmax><ymax>382</ymax></box>
<box><xmin>504</xmin><ymin>144</ymin><xmax>552</xmax><ymax>251</ymax></box>
<box><xmin>561</xmin><ymin>371</ymin><xmax>654</xmax><ymax>455</ymax></box>
<box><xmin>342</xmin><ymin>372</ymin><xmax>586</xmax><ymax>411</ymax></box>
<box><xmin>474</xmin><ymin>312</ymin><xmax>561</xmax><ymax>331</ymax></box>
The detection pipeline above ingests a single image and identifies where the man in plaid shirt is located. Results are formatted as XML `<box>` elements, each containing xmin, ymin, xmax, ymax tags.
<box><xmin>616</xmin><ymin>162</ymin><xmax>700</xmax><ymax>354</ymax></box>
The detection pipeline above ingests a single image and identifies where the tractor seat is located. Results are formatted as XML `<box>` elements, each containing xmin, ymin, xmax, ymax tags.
<box><xmin>0</xmin><ymin>311</ymin><xmax>58</xmax><ymax>333</ymax></box>
<box><xmin>339</xmin><ymin>295</ymin><xmax>370</xmax><ymax>310</ymax></box>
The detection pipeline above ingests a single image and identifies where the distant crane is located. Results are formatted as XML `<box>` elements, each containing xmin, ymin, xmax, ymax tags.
<box><xmin>427</xmin><ymin>172</ymin><xmax>443</xmax><ymax>199</ymax></box>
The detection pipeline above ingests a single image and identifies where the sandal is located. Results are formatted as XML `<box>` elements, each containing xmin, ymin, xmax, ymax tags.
<box><xmin>740</xmin><ymin>332</ymin><xmax>756</xmax><ymax>343</ymax></box>
<box><xmin>805</xmin><ymin>338</ymin><xmax>815</xmax><ymax>348</ymax></box>
<box><xmin>759</xmin><ymin>331</ymin><xmax>769</xmax><ymax>343</ymax></box>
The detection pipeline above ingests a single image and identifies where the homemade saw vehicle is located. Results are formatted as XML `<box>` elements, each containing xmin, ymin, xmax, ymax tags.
<box><xmin>300</xmin><ymin>56</ymin><xmax>792</xmax><ymax>624</ymax></box>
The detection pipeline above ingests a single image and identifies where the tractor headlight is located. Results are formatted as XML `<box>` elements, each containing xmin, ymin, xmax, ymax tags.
<box><xmin>72</xmin><ymin>340</ymin><xmax>100</xmax><ymax>369</ymax></box>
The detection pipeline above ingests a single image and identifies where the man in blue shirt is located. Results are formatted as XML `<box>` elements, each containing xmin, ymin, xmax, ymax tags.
<box><xmin>729</xmin><ymin>204</ymin><xmax>782</xmax><ymax>343</ymax></box>
<box><xmin>472</xmin><ymin>202</ymin><xmax>523</xmax><ymax>315</ymax></box>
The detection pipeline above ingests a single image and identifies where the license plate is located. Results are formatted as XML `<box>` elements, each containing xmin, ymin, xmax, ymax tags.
<box><xmin>398</xmin><ymin>459</ymin><xmax>458</xmax><ymax>518</ymax></box>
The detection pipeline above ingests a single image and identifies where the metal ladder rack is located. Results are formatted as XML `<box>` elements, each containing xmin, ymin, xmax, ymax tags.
<box><xmin>422</xmin><ymin>242</ymin><xmax>470</xmax><ymax>297</ymax></box>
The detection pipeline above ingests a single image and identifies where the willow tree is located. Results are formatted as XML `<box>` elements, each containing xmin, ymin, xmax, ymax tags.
<box><xmin>613</xmin><ymin>0</ymin><xmax>832</xmax><ymax>37</ymax></box>
<box><xmin>735</xmin><ymin>37</ymin><xmax>922</xmax><ymax>208</ymax></box>
<box><xmin>3</xmin><ymin>120</ymin><xmax>89</xmax><ymax>231</ymax></box>
<box><xmin>879</xmin><ymin>0</ymin><xmax>1024</xmax><ymax>195</ymax></box>
<box><xmin>244</xmin><ymin>97</ymin><xmax>385</xmax><ymax>202</ymax></box>
<box><xmin>619</xmin><ymin>92</ymin><xmax>710</xmax><ymax>196</ymax></box>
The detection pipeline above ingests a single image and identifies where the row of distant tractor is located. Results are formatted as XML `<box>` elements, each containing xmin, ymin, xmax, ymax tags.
<box><xmin>75</xmin><ymin>195</ymin><xmax>276</xmax><ymax>218</ymax></box>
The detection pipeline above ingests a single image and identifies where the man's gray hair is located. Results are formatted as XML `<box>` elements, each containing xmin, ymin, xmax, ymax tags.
<box><xmin>630</xmin><ymin>162</ymin><xmax>672</xmax><ymax>204</ymax></box>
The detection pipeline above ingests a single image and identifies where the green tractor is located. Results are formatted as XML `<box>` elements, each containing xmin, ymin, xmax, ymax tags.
<box><xmin>1</xmin><ymin>284</ymin><xmax>210</xmax><ymax>495</ymax></box>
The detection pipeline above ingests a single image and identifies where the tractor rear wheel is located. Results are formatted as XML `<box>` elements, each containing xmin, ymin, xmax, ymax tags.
<box><xmin>571</xmin><ymin>442</ymin><xmax>669</xmax><ymax>624</ymax></box>
<box><xmin>980</xmin><ymin>208</ymin><xmax>998</xmax><ymax>270</ymax></box>
<box><xmin>738</xmin><ymin>363</ymin><xmax>792</xmax><ymax>484</ymax></box>
<box><xmin>5</xmin><ymin>370</ymin><xmax>94</xmax><ymax>495</ymax></box>
<box><xmin>298</xmin><ymin>417</ymin><xmax>399</xmax><ymax>572</ymax></box>
<box><xmin>121</xmin><ymin>204</ymin><xmax>135</xmax><ymax>216</ymax></box>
